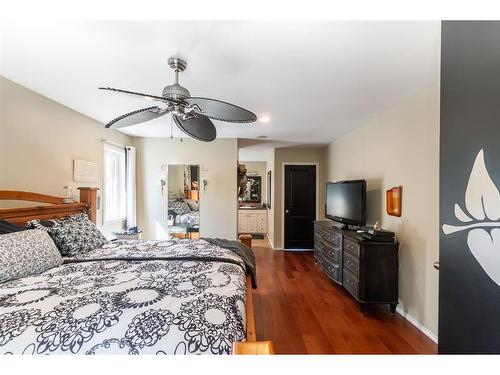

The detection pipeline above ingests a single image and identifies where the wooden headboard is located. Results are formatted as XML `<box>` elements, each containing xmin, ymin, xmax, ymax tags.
<box><xmin>0</xmin><ymin>187</ymin><xmax>99</xmax><ymax>226</ymax></box>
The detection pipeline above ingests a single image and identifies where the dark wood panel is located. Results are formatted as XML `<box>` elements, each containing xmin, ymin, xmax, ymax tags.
<box><xmin>439</xmin><ymin>21</ymin><xmax>500</xmax><ymax>353</ymax></box>
<box><xmin>251</xmin><ymin>239</ymin><xmax>437</xmax><ymax>354</ymax></box>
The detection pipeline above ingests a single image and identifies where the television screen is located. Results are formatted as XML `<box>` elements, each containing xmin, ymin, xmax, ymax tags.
<box><xmin>325</xmin><ymin>180</ymin><xmax>366</xmax><ymax>226</ymax></box>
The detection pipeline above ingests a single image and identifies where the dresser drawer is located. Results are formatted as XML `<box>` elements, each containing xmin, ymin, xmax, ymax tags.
<box><xmin>321</xmin><ymin>230</ymin><xmax>341</xmax><ymax>247</ymax></box>
<box><xmin>322</xmin><ymin>245</ymin><xmax>341</xmax><ymax>264</ymax></box>
<box><xmin>343</xmin><ymin>237</ymin><xmax>360</xmax><ymax>257</ymax></box>
<box><xmin>314</xmin><ymin>235</ymin><xmax>324</xmax><ymax>250</ymax></box>
<box><xmin>320</xmin><ymin>256</ymin><xmax>342</xmax><ymax>283</ymax></box>
<box><xmin>343</xmin><ymin>270</ymin><xmax>359</xmax><ymax>299</ymax></box>
<box><xmin>343</xmin><ymin>251</ymin><xmax>359</xmax><ymax>277</ymax></box>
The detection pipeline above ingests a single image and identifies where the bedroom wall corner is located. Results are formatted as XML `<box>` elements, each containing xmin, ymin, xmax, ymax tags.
<box><xmin>0</xmin><ymin>76</ymin><xmax>132</xmax><ymax>237</ymax></box>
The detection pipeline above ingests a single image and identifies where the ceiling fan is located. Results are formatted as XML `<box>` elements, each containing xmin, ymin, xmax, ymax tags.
<box><xmin>99</xmin><ymin>57</ymin><xmax>257</xmax><ymax>142</ymax></box>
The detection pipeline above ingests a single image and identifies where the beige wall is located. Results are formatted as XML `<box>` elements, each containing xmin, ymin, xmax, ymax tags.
<box><xmin>134</xmin><ymin>137</ymin><xmax>238</xmax><ymax>240</ymax></box>
<box><xmin>272</xmin><ymin>147</ymin><xmax>324</xmax><ymax>249</ymax></box>
<box><xmin>240</xmin><ymin>160</ymin><xmax>266</xmax><ymax>204</ymax></box>
<box><xmin>0</xmin><ymin>76</ymin><xmax>132</xmax><ymax>237</ymax></box>
<box><xmin>322</xmin><ymin>82</ymin><xmax>440</xmax><ymax>339</ymax></box>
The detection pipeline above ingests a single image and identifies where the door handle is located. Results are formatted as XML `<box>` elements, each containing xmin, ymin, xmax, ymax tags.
<box><xmin>433</xmin><ymin>261</ymin><xmax>440</xmax><ymax>270</ymax></box>
<box><xmin>285</xmin><ymin>209</ymin><xmax>289</xmax><ymax>213</ymax></box>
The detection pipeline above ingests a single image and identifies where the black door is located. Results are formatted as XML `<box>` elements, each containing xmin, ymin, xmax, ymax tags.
<box><xmin>439</xmin><ymin>21</ymin><xmax>500</xmax><ymax>353</ymax></box>
<box><xmin>284</xmin><ymin>165</ymin><xmax>316</xmax><ymax>249</ymax></box>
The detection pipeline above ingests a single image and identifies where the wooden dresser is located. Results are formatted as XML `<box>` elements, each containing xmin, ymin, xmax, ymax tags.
<box><xmin>314</xmin><ymin>220</ymin><xmax>399</xmax><ymax>314</ymax></box>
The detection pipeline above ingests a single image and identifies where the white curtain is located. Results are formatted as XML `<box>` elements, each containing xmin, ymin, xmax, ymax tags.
<box><xmin>125</xmin><ymin>146</ymin><xmax>137</xmax><ymax>228</ymax></box>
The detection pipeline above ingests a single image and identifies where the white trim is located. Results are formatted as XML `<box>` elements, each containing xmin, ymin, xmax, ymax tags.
<box><xmin>101</xmin><ymin>139</ymin><xmax>128</xmax><ymax>149</ymax></box>
<box><xmin>395</xmin><ymin>306</ymin><xmax>438</xmax><ymax>343</ymax></box>
<box><xmin>281</xmin><ymin>162</ymin><xmax>320</xmax><ymax>250</ymax></box>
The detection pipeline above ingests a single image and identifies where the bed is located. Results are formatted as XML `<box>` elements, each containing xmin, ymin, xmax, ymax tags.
<box><xmin>174</xmin><ymin>210</ymin><xmax>199</xmax><ymax>228</ymax></box>
<box><xmin>168</xmin><ymin>198</ymin><xmax>200</xmax><ymax>229</ymax></box>
<box><xmin>0</xmin><ymin>189</ymin><xmax>273</xmax><ymax>355</ymax></box>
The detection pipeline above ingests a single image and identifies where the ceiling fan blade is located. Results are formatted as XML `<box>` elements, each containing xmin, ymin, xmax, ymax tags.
<box><xmin>105</xmin><ymin>106</ymin><xmax>168</xmax><ymax>129</ymax></box>
<box><xmin>184</xmin><ymin>97</ymin><xmax>257</xmax><ymax>123</ymax></box>
<box><xmin>173</xmin><ymin>114</ymin><xmax>217</xmax><ymax>142</ymax></box>
<box><xmin>99</xmin><ymin>87</ymin><xmax>170</xmax><ymax>102</ymax></box>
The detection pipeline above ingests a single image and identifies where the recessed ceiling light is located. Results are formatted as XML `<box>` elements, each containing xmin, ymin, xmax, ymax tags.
<box><xmin>257</xmin><ymin>135</ymin><xmax>268</xmax><ymax>139</ymax></box>
<box><xmin>259</xmin><ymin>115</ymin><xmax>271</xmax><ymax>123</ymax></box>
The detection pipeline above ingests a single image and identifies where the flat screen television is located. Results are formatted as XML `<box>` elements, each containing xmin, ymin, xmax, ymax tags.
<box><xmin>325</xmin><ymin>179</ymin><xmax>366</xmax><ymax>228</ymax></box>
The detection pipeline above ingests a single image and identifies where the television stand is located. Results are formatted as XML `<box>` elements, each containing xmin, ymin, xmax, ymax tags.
<box><xmin>314</xmin><ymin>220</ymin><xmax>399</xmax><ymax>314</ymax></box>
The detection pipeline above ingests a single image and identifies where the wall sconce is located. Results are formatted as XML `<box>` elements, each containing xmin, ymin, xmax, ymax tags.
<box><xmin>201</xmin><ymin>178</ymin><xmax>208</xmax><ymax>192</ymax></box>
<box><xmin>386</xmin><ymin>186</ymin><xmax>402</xmax><ymax>217</ymax></box>
<box><xmin>161</xmin><ymin>179</ymin><xmax>166</xmax><ymax>195</ymax></box>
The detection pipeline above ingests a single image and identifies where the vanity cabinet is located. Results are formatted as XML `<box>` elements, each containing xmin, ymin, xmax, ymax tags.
<box><xmin>238</xmin><ymin>210</ymin><xmax>267</xmax><ymax>234</ymax></box>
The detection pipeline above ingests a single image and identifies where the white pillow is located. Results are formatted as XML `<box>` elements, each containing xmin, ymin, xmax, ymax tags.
<box><xmin>0</xmin><ymin>230</ymin><xmax>63</xmax><ymax>283</ymax></box>
<box><xmin>185</xmin><ymin>199</ymin><xmax>199</xmax><ymax>211</ymax></box>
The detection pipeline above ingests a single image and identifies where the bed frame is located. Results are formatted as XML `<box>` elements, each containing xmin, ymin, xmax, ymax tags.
<box><xmin>0</xmin><ymin>188</ymin><xmax>274</xmax><ymax>355</ymax></box>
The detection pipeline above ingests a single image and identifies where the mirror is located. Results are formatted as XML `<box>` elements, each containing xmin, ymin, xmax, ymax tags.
<box><xmin>243</xmin><ymin>176</ymin><xmax>262</xmax><ymax>203</ymax></box>
<box><xmin>167</xmin><ymin>164</ymin><xmax>200</xmax><ymax>239</ymax></box>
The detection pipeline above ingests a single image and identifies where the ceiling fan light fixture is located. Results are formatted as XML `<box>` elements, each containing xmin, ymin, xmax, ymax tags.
<box><xmin>259</xmin><ymin>115</ymin><xmax>272</xmax><ymax>123</ymax></box>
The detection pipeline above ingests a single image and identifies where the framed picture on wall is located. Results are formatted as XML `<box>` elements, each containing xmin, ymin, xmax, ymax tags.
<box><xmin>267</xmin><ymin>170</ymin><xmax>272</xmax><ymax>209</ymax></box>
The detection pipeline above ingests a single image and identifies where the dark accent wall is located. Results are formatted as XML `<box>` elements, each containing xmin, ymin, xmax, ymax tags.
<box><xmin>439</xmin><ymin>21</ymin><xmax>500</xmax><ymax>353</ymax></box>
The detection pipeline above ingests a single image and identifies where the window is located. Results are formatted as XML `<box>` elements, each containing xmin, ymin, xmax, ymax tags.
<box><xmin>103</xmin><ymin>144</ymin><xmax>126</xmax><ymax>224</ymax></box>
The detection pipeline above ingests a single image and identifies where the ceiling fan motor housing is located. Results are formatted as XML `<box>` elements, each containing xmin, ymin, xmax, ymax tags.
<box><xmin>162</xmin><ymin>83</ymin><xmax>190</xmax><ymax>100</ymax></box>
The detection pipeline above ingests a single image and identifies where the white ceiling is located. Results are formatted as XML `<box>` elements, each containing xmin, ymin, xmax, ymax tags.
<box><xmin>0</xmin><ymin>21</ymin><xmax>440</xmax><ymax>150</ymax></box>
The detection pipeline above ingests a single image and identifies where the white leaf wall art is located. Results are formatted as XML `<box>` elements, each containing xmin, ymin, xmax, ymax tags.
<box><xmin>442</xmin><ymin>149</ymin><xmax>500</xmax><ymax>287</ymax></box>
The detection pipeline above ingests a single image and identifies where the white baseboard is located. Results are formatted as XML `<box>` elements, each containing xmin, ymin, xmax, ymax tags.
<box><xmin>396</xmin><ymin>306</ymin><xmax>438</xmax><ymax>344</ymax></box>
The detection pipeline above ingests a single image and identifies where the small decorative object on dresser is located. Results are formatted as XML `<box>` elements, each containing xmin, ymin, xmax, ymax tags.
<box><xmin>314</xmin><ymin>220</ymin><xmax>399</xmax><ymax>314</ymax></box>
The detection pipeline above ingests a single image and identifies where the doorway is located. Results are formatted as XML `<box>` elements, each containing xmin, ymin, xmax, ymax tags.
<box><xmin>284</xmin><ymin>164</ymin><xmax>317</xmax><ymax>249</ymax></box>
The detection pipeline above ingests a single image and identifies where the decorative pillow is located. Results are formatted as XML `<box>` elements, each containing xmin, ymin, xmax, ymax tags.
<box><xmin>48</xmin><ymin>213</ymin><xmax>108</xmax><ymax>257</ymax></box>
<box><xmin>25</xmin><ymin>218</ymin><xmax>60</xmax><ymax>232</ymax></box>
<box><xmin>185</xmin><ymin>199</ymin><xmax>199</xmax><ymax>212</ymax></box>
<box><xmin>0</xmin><ymin>230</ymin><xmax>63</xmax><ymax>283</ymax></box>
<box><xmin>0</xmin><ymin>220</ymin><xmax>26</xmax><ymax>234</ymax></box>
<box><xmin>169</xmin><ymin>200</ymin><xmax>191</xmax><ymax>215</ymax></box>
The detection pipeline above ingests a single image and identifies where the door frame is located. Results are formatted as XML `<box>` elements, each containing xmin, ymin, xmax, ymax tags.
<box><xmin>281</xmin><ymin>162</ymin><xmax>319</xmax><ymax>250</ymax></box>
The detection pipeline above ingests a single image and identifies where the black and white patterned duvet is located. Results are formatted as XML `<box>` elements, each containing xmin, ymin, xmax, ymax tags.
<box><xmin>174</xmin><ymin>211</ymin><xmax>199</xmax><ymax>228</ymax></box>
<box><xmin>0</xmin><ymin>239</ymin><xmax>248</xmax><ymax>355</ymax></box>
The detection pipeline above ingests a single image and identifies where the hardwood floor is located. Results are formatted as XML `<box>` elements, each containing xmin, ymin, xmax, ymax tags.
<box><xmin>251</xmin><ymin>239</ymin><xmax>437</xmax><ymax>354</ymax></box>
